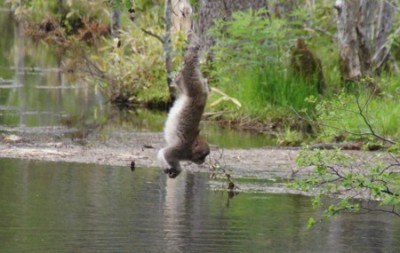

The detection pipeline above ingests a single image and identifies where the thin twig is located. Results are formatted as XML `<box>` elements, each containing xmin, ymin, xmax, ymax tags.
<box><xmin>291</xmin><ymin>107</ymin><xmax>377</xmax><ymax>138</ymax></box>
<box><xmin>326</xmin><ymin>165</ymin><xmax>344</xmax><ymax>179</ymax></box>
<box><xmin>140</xmin><ymin>28</ymin><xmax>164</xmax><ymax>43</ymax></box>
<box><xmin>355</xmin><ymin>95</ymin><xmax>396</xmax><ymax>144</ymax></box>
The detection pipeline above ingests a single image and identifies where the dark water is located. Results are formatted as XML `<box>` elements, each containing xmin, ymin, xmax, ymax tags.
<box><xmin>0</xmin><ymin>158</ymin><xmax>399</xmax><ymax>253</ymax></box>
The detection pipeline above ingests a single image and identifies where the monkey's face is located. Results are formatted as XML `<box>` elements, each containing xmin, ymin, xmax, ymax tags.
<box><xmin>191</xmin><ymin>135</ymin><xmax>210</xmax><ymax>164</ymax></box>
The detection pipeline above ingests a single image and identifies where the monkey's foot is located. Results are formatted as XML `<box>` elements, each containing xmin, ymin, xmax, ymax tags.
<box><xmin>164</xmin><ymin>168</ymin><xmax>181</xmax><ymax>179</ymax></box>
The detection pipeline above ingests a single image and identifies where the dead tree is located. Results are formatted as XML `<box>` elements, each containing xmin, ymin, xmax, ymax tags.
<box><xmin>334</xmin><ymin>0</ymin><xmax>397</xmax><ymax>81</ymax></box>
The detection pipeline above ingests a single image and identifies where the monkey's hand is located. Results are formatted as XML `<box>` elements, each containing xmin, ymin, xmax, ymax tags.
<box><xmin>157</xmin><ymin>148</ymin><xmax>182</xmax><ymax>179</ymax></box>
<box><xmin>163</xmin><ymin>168</ymin><xmax>182</xmax><ymax>179</ymax></box>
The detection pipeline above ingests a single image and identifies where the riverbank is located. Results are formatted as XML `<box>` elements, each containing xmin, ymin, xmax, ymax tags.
<box><xmin>2</xmin><ymin>131</ymin><xmax>399</xmax><ymax>199</ymax></box>
<box><xmin>1</xmin><ymin>131</ymin><xmax>388</xmax><ymax>181</ymax></box>
<box><xmin>0</xmin><ymin>132</ymin><xmax>302</xmax><ymax>179</ymax></box>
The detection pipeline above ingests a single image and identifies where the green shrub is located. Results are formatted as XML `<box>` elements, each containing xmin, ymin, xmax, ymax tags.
<box><xmin>207</xmin><ymin>8</ymin><xmax>329</xmax><ymax>117</ymax></box>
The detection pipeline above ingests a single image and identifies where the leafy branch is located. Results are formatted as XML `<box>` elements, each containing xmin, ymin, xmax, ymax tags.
<box><xmin>294</xmin><ymin>85</ymin><xmax>399</xmax><ymax>149</ymax></box>
<box><xmin>292</xmin><ymin>147</ymin><xmax>400</xmax><ymax>227</ymax></box>
<box><xmin>207</xmin><ymin>149</ymin><xmax>239</xmax><ymax>193</ymax></box>
<box><xmin>354</xmin><ymin>91</ymin><xmax>396</xmax><ymax>144</ymax></box>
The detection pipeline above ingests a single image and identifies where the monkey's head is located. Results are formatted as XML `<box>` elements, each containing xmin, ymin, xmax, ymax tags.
<box><xmin>191</xmin><ymin>134</ymin><xmax>210</xmax><ymax>165</ymax></box>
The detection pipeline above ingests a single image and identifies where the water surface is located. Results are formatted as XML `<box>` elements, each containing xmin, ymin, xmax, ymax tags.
<box><xmin>0</xmin><ymin>158</ymin><xmax>399</xmax><ymax>253</ymax></box>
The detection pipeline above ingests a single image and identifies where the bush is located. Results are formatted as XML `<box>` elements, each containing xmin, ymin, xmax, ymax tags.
<box><xmin>208</xmin><ymin>8</ymin><xmax>327</xmax><ymax>118</ymax></box>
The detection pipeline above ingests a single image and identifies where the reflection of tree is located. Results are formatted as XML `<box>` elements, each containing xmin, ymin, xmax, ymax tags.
<box><xmin>15</xmin><ymin>17</ymin><xmax>26</xmax><ymax>128</ymax></box>
<box><xmin>1</xmin><ymin>11</ymin><xmax>107</xmax><ymax>132</ymax></box>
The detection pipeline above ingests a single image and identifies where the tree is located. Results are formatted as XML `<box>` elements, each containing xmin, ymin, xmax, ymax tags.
<box><xmin>334</xmin><ymin>0</ymin><xmax>397</xmax><ymax>80</ymax></box>
<box><xmin>171</xmin><ymin>0</ymin><xmax>192</xmax><ymax>34</ymax></box>
<box><xmin>110</xmin><ymin>1</ymin><xmax>121</xmax><ymax>39</ymax></box>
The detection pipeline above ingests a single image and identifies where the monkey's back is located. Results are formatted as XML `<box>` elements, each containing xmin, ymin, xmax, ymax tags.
<box><xmin>164</xmin><ymin>94</ymin><xmax>206</xmax><ymax>147</ymax></box>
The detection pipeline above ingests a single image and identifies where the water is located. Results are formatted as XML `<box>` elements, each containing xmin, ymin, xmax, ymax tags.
<box><xmin>0</xmin><ymin>158</ymin><xmax>399</xmax><ymax>253</ymax></box>
<box><xmin>1</xmin><ymin>8</ymin><xmax>400</xmax><ymax>253</ymax></box>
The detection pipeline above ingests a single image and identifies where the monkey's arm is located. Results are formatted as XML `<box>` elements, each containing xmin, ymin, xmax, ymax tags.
<box><xmin>176</xmin><ymin>38</ymin><xmax>208</xmax><ymax>98</ymax></box>
<box><xmin>158</xmin><ymin>146</ymin><xmax>191</xmax><ymax>178</ymax></box>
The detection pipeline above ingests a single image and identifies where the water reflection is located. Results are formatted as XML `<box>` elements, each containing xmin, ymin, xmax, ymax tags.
<box><xmin>0</xmin><ymin>158</ymin><xmax>399</xmax><ymax>253</ymax></box>
<box><xmin>0</xmin><ymin>9</ymin><xmax>104</xmax><ymax>134</ymax></box>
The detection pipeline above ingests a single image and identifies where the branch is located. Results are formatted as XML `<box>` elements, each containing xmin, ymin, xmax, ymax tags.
<box><xmin>378</xmin><ymin>163</ymin><xmax>400</xmax><ymax>176</ymax></box>
<box><xmin>81</xmin><ymin>52</ymin><xmax>106</xmax><ymax>79</ymax></box>
<box><xmin>140</xmin><ymin>28</ymin><xmax>164</xmax><ymax>43</ymax></box>
<box><xmin>355</xmin><ymin>95</ymin><xmax>396</xmax><ymax>144</ymax></box>
<box><xmin>326</xmin><ymin>165</ymin><xmax>345</xmax><ymax>179</ymax></box>
<box><xmin>360</xmin><ymin>206</ymin><xmax>400</xmax><ymax>217</ymax></box>
<box><xmin>291</xmin><ymin>107</ymin><xmax>377</xmax><ymax>139</ymax></box>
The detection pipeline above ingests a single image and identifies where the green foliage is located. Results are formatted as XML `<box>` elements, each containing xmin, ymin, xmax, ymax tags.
<box><xmin>276</xmin><ymin>127</ymin><xmax>305</xmax><ymax>146</ymax></box>
<box><xmin>18</xmin><ymin>0</ymin><xmax>172</xmax><ymax>105</ymax></box>
<box><xmin>207</xmin><ymin>8</ymin><xmax>332</xmax><ymax>120</ymax></box>
<box><xmin>107</xmin><ymin>0</ymin><xmax>133</xmax><ymax>10</ymax></box>
<box><xmin>210</xmin><ymin>9</ymin><xmax>289</xmax><ymax>69</ymax></box>
<box><xmin>90</xmin><ymin>0</ymin><xmax>185</xmax><ymax>104</ymax></box>
<box><xmin>291</xmin><ymin>147</ymin><xmax>400</xmax><ymax>226</ymax></box>
<box><xmin>89</xmin><ymin>24</ymin><xmax>168</xmax><ymax>102</ymax></box>
<box><xmin>314</xmin><ymin>90</ymin><xmax>400</xmax><ymax>142</ymax></box>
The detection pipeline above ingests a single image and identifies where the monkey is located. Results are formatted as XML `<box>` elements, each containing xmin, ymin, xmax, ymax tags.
<box><xmin>291</xmin><ymin>38</ymin><xmax>326</xmax><ymax>94</ymax></box>
<box><xmin>157</xmin><ymin>34</ymin><xmax>210</xmax><ymax>178</ymax></box>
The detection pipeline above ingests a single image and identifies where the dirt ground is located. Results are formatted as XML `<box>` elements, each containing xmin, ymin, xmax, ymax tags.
<box><xmin>3</xmin><ymin>131</ymin><xmax>391</xmax><ymax>175</ymax></box>
<box><xmin>0</xmin><ymin>132</ymin><xmax>303</xmax><ymax>179</ymax></box>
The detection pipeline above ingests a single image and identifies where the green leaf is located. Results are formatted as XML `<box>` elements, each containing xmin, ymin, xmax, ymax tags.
<box><xmin>381</xmin><ymin>195</ymin><xmax>400</xmax><ymax>206</ymax></box>
<box><xmin>312</xmin><ymin>196</ymin><xmax>320</xmax><ymax>209</ymax></box>
<box><xmin>307</xmin><ymin>217</ymin><xmax>317</xmax><ymax>229</ymax></box>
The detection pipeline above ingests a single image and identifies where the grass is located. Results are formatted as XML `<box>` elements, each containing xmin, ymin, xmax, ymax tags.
<box><xmin>316</xmin><ymin>90</ymin><xmax>400</xmax><ymax>142</ymax></box>
<box><xmin>208</xmin><ymin>63</ymin><xmax>400</xmax><ymax>144</ymax></box>
<box><xmin>212</xmin><ymin>65</ymin><xmax>320</xmax><ymax>117</ymax></box>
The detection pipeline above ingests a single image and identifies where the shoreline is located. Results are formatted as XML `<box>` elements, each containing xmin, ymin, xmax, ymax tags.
<box><xmin>0</xmin><ymin>132</ymin><xmax>300</xmax><ymax>178</ymax></box>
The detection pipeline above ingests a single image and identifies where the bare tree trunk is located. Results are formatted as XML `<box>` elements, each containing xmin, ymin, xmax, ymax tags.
<box><xmin>164</xmin><ymin>0</ymin><xmax>175</xmax><ymax>102</ymax></box>
<box><xmin>171</xmin><ymin>0</ymin><xmax>192</xmax><ymax>34</ymax></box>
<box><xmin>58</xmin><ymin>0</ymin><xmax>64</xmax><ymax>15</ymax></box>
<box><xmin>371</xmin><ymin>0</ymin><xmax>397</xmax><ymax>73</ymax></box>
<box><xmin>110</xmin><ymin>0</ymin><xmax>121</xmax><ymax>39</ymax></box>
<box><xmin>15</xmin><ymin>19</ymin><xmax>26</xmax><ymax>127</ymax></box>
<box><xmin>334</xmin><ymin>0</ymin><xmax>397</xmax><ymax>80</ymax></box>
<box><xmin>335</xmin><ymin>0</ymin><xmax>362</xmax><ymax>80</ymax></box>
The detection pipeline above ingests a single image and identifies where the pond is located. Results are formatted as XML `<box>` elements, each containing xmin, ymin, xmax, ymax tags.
<box><xmin>1</xmin><ymin>8</ymin><xmax>400</xmax><ymax>253</ymax></box>
<box><xmin>1</xmin><ymin>158</ymin><xmax>400</xmax><ymax>253</ymax></box>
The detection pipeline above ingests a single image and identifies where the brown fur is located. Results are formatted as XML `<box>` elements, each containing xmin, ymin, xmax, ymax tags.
<box><xmin>158</xmin><ymin>34</ymin><xmax>210</xmax><ymax>178</ymax></box>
